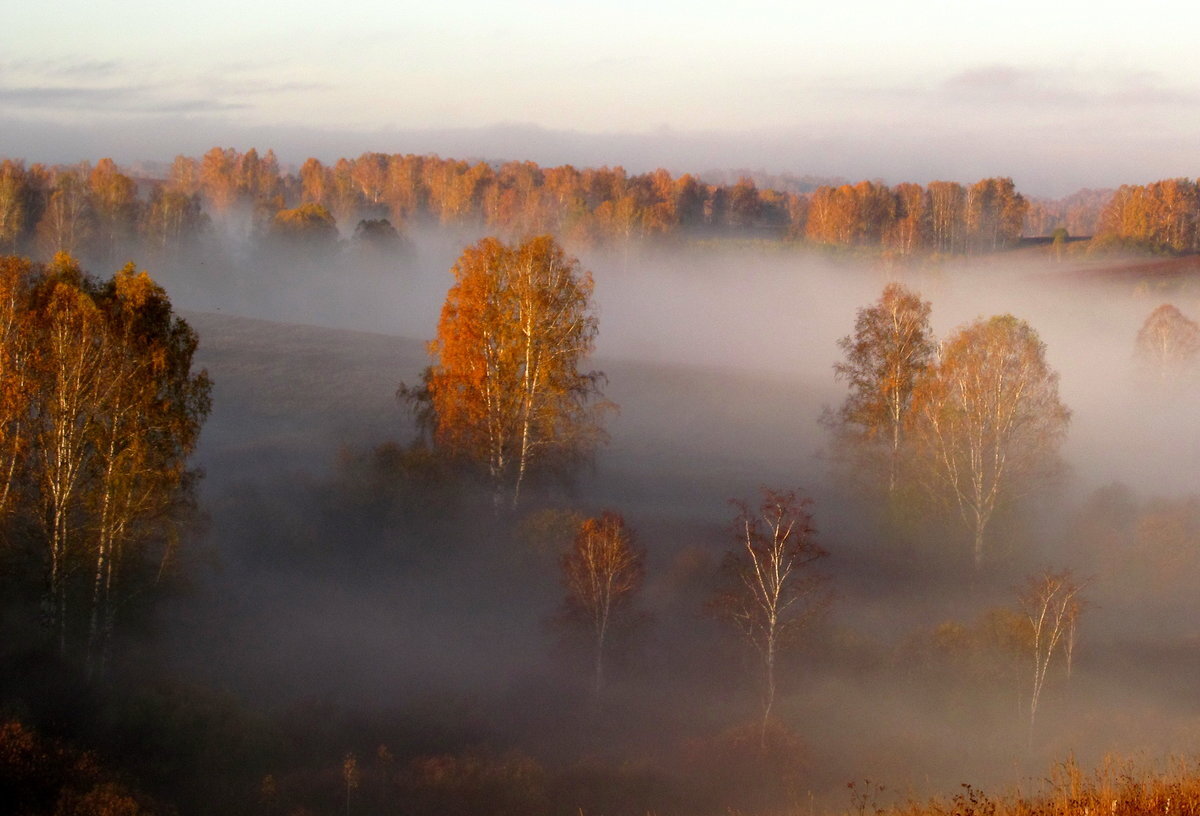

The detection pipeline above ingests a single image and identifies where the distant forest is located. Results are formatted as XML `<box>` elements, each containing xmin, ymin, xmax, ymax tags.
<box><xmin>3</xmin><ymin>148</ymin><xmax>1199</xmax><ymax>262</ymax></box>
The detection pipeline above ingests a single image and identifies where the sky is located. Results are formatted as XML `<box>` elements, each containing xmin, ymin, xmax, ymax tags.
<box><xmin>4</xmin><ymin>0</ymin><xmax>1200</xmax><ymax>196</ymax></box>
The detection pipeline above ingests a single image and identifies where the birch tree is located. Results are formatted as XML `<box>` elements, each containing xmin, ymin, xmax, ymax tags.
<box><xmin>83</xmin><ymin>265</ymin><xmax>210</xmax><ymax>674</ymax></box>
<box><xmin>1</xmin><ymin>253</ymin><xmax>210</xmax><ymax>665</ymax></box>
<box><xmin>34</xmin><ymin>259</ymin><xmax>107</xmax><ymax>652</ymax></box>
<box><xmin>0</xmin><ymin>256</ymin><xmax>38</xmax><ymax>521</ymax></box>
<box><xmin>414</xmin><ymin>235</ymin><xmax>611</xmax><ymax>507</ymax></box>
<box><xmin>1018</xmin><ymin>569</ymin><xmax>1085</xmax><ymax>743</ymax></box>
<box><xmin>911</xmin><ymin>315</ymin><xmax>1070</xmax><ymax>569</ymax></box>
<box><xmin>559</xmin><ymin>511</ymin><xmax>644</xmax><ymax>695</ymax></box>
<box><xmin>1135</xmin><ymin>304</ymin><xmax>1200</xmax><ymax>383</ymax></box>
<box><xmin>710</xmin><ymin>488</ymin><xmax>829</xmax><ymax>743</ymax></box>
<box><xmin>830</xmin><ymin>282</ymin><xmax>936</xmax><ymax>497</ymax></box>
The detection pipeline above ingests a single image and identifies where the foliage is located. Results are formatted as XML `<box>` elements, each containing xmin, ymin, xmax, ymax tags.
<box><xmin>1096</xmin><ymin>179</ymin><xmax>1200</xmax><ymax>253</ymax></box>
<box><xmin>0</xmin><ymin>149</ymin><xmax>1063</xmax><ymax>258</ymax></box>
<box><xmin>910</xmin><ymin>314</ymin><xmax>1070</xmax><ymax>568</ymax></box>
<box><xmin>0</xmin><ymin>253</ymin><xmax>210</xmax><ymax>671</ymax></box>
<box><xmin>0</xmin><ymin>719</ymin><xmax>159</xmax><ymax>816</ymax></box>
<box><xmin>829</xmin><ymin>282</ymin><xmax>936</xmax><ymax>497</ymax></box>
<box><xmin>1134</xmin><ymin>303</ymin><xmax>1200</xmax><ymax>383</ymax></box>
<box><xmin>558</xmin><ymin>511</ymin><xmax>645</xmax><ymax>693</ymax></box>
<box><xmin>267</xmin><ymin>203</ymin><xmax>339</xmax><ymax>254</ymax></box>
<box><xmin>413</xmin><ymin>235</ymin><xmax>613</xmax><ymax>507</ymax></box>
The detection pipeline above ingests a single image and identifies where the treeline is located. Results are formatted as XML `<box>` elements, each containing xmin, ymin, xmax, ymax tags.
<box><xmin>0</xmin><ymin>149</ymin><xmax>1061</xmax><ymax>258</ymax></box>
<box><xmin>13</xmin><ymin>148</ymin><xmax>1200</xmax><ymax>259</ymax></box>
<box><xmin>0</xmin><ymin>254</ymin><xmax>210</xmax><ymax>676</ymax></box>
<box><xmin>1094</xmin><ymin>177</ymin><xmax>1200</xmax><ymax>253</ymax></box>
<box><xmin>805</xmin><ymin>177</ymin><xmax>1029</xmax><ymax>254</ymax></box>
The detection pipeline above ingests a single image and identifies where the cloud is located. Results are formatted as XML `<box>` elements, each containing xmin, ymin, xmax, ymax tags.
<box><xmin>210</xmin><ymin>78</ymin><xmax>333</xmax><ymax>97</ymax></box>
<box><xmin>939</xmin><ymin>64</ymin><xmax>1200</xmax><ymax>108</ymax></box>
<box><xmin>4</xmin><ymin>57</ymin><xmax>123</xmax><ymax>79</ymax></box>
<box><xmin>0</xmin><ymin>84</ymin><xmax>247</xmax><ymax>114</ymax></box>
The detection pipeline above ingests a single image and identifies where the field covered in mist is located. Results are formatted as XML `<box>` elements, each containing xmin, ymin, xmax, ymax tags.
<box><xmin>110</xmin><ymin>226</ymin><xmax>1200</xmax><ymax>813</ymax></box>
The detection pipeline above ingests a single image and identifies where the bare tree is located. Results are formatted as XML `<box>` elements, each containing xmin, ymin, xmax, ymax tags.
<box><xmin>1018</xmin><ymin>569</ymin><xmax>1085</xmax><ymax>743</ymax></box>
<box><xmin>710</xmin><ymin>488</ymin><xmax>829</xmax><ymax>743</ymax></box>
<box><xmin>560</xmin><ymin>511</ymin><xmax>644</xmax><ymax>695</ymax></box>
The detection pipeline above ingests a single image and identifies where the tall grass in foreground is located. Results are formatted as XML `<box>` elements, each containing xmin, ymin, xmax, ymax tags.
<box><xmin>852</xmin><ymin>756</ymin><xmax>1200</xmax><ymax>816</ymax></box>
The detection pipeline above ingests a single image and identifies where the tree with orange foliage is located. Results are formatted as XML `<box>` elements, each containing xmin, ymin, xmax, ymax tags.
<box><xmin>83</xmin><ymin>264</ymin><xmax>211</xmax><ymax>675</ymax></box>
<box><xmin>88</xmin><ymin>158</ymin><xmax>138</xmax><ymax>265</ymax></box>
<box><xmin>560</xmin><ymin>511</ymin><xmax>644</xmax><ymax>694</ymax></box>
<box><xmin>0</xmin><ymin>160</ymin><xmax>32</xmax><ymax>253</ymax></box>
<box><xmin>410</xmin><ymin>236</ymin><xmax>611</xmax><ymax>507</ymax></box>
<box><xmin>911</xmin><ymin>315</ymin><xmax>1070</xmax><ymax>569</ymax></box>
<box><xmin>830</xmin><ymin>283</ymin><xmax>936</xmax><ymax>497</ymax></box>
<box><xmin>0</xmin><ymin>253</ymin><xmax>210</xmax><ymax>665</ymax></box>
<box><xmin>199</xmin><ymin>147</ymin><xmax>239</xmax><ymax>213</ymax></box>
<box><xmin>269</xmin><ymin>202</ymin><xmax>339</xmax><ymax>248</ymax></box>
<box><xmin>0</xmin><ymin>257</ymin><xmax>37</xmax><ymax>519</ymax></box>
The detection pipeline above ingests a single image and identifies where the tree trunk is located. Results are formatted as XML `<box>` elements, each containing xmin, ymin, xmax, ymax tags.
<box><xmin>761</xmin><ymin>634</ymin><xmax>776</xmax><ymax>747</ymax></box>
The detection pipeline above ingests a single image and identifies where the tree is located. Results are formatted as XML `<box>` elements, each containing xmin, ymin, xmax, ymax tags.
<box><xmin>1134</xmin><ymin>304</ymin><xmax>1200</xmax><ymax>383</ymax></box>
<box><xmin>88</xmin><ymin>158</ymin><xmax>138</xmax><ymax>266</ymax></box>
<box><xmin>710</xmin><ymin>488</ymin><xmax>828</xmax><ymax>743</ymax></box>
<box><xmin>269</xmin><ymin>202</ymin><xmax>339</xmax><ymax>245</ymax></box>
<box><xmin>142</xmin><ymin>187</ymin><xmax>207</xmax><ymax>260</ymax></box>
<box><xmin>1018</xmin><ymin>569</ymin><xmax>1085</xmax><ymax>743</ymax></box>
<box><xmin>199</xmin><ymin>147</ymin><xmax>238</xmax><ymax>213</ymax></box>
<box><xmin>33</xmin><ymin>257</ymin><xmax>107</xmax><ymax>653</ymax></box>
<box><xmin>2</xmin><ymin>253</ymin><xmax>210</xmax><ymax>665</ymax></box>
<box><xmin>83</xmin><ymin>264</ymin><xmax>211</xmax><ymax>674</ymax></box>
<box><xmin>911</xmin><ymin>315</ymin><xmax>1070</xmax><ymax>569</ymax></box>
<box><xmin>36</xmin><ymin>170</ymin><xmax>94</xmax><ymax>258</ymax></box>
<box><xmin>0</xmin><ymin>160</ymin><xmax>32</xmax><ymax>253</ymax></box>
<box><xmin>927</xmin><ymin>181</ymin><xmax>966</xmax><ymax>254</ymax></box>
<box><xmin>830</xmin><ymin>283</ymin><xmax>936</xmax><ymax>496</ymax></box>
<box><xmin>351</xmin><ymin>218</ymin><xmax>408</xmax><ymax>262</ymax></box>
<box><xmin>966</xmin><ymin>177</ymin><xmax>1027</xmax><ymax>251</ymax></box>
<box><xmin>0</xmin><ymin>257</ymin><xmax>38</xmax><ymax>520</ymax></box>
<box><xmin>1050</xmin><ymin>227</ymin><xmax>1069</xmax><ymax>261</ymax></box>
<box><xmin>559</xmin><ymin>511</ymin><xmax>644</xmax><ymax>695</ymax></box>
<box><xmin>412</xmin><ymin>235</ymin><xmax>611</xmax><ymax>507</ymax></box>
<box><xmin>343</xmin><ymin>752</ymin><xmax>360</xmax><ymax>816</ymax></box>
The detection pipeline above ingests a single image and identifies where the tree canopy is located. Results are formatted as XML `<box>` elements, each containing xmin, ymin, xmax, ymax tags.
<box><xmin>414</xmin><ymin>235</ymin><xmax>612</xmax><ymax>506</ymax></box>
<box><xmin>911</xmin><ymin>315</ymin><xmax>1070</xmax><ymax>568</ymax></box>
<box><xmin>830</xmin><ymin>282</ymin><xmax>936</xmax><ymax>497</ymax></box>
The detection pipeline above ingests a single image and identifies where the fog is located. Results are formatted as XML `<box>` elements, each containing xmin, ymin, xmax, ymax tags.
<box><xmin>108</xmin><ymin>224</ymin><xmax>1200</xmax><ymax>812</ymax></box>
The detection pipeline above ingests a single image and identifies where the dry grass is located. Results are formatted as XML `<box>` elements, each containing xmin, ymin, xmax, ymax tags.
<box><xmin>848</xmin><ymin>756</ymin><xmax>1200</xmax><ymax>816</ymax></box>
